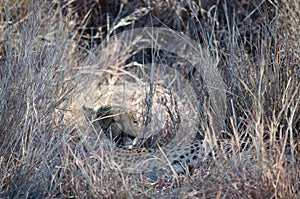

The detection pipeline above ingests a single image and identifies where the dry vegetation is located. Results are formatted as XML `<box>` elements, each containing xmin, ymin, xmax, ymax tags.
<box><xmin>0</xmin><ymin>0</ymin><xmax>299</xmax><ymax>198</ymax></box>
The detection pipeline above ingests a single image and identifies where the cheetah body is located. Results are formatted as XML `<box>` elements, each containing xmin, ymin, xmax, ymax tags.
<box><xmin>83</xmin><ymin>105</ymin><xmax>212</xmax><ymax>179</ymax></box>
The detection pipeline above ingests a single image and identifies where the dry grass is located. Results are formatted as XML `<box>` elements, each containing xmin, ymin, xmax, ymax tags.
<box><xmin>0</xmin><ymin>0</ymin><xmax>299</xmax><ymax>198</ymax></box>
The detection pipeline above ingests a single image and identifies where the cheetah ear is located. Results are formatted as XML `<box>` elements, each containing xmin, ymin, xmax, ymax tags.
<box><xmin>95</xmin><ymin>106</ymin><xmax>114</xmax><ymax>120</ymax></box>
<box><xmin>82</xmin><ymin>106</ymin><xmax>106</xmax><ymax>134</ymax></box>
<box><xmin>82</xmin><ymin>105</ymin><xmax>96</xmax><ymax>122</ymax></box>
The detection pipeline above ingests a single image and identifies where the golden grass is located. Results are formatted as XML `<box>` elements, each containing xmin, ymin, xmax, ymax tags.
<box><xmin>0</xmin><ymin>0</ymin><xmax>299</xmax><ymax>198</ymax></box>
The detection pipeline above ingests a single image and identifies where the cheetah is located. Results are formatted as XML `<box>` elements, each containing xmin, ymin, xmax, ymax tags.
<box><xmin>83</xmin><ymin>105</ymin><xmax>214</xmax><ymax>180</ymax></box>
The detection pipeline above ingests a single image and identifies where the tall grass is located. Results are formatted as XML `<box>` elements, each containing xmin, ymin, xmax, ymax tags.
<box><xmin>0</xmin><ymin>1</ymin><xmax>77</xmax><ymax>197</ymax></box>
<box><xmin>0</xmin><ymin>0</ymin><xmax>299</xmax><ymax>198</ymax></box>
